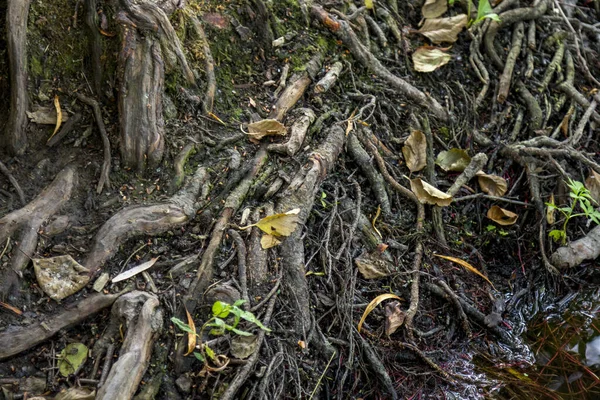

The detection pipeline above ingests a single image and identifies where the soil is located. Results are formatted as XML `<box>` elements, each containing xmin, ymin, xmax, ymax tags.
<box><xmin>2</xmin><ymin>0</ymin><xmax>600</xmax><ymax>399</ymax></box>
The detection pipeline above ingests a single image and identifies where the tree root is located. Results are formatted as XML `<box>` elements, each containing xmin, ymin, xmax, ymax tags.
<box><xmin>188</xmin><ymin>15</ymin><xmax>216</xmax><ymax>115</ymax></box>
<box><xmin>96</xmin><ymin>291</ymin><xmax>163</xmax><ymax>400</ymax></box>
<box><xmin>551</xmin><ymin>225</ymin><xmax>600</xmax><ymax>268</ymax></box>
<box><xmin>0</xmin><ymin>160</ymin><xmax>25</xmax><ymax>206</ymax></box>
<box><xmin>0</xmin><ymin>165</ymin><xmax>77</xmax><ymax>299</ymax></box>
<box><xmin>0</xmin><ymin>291</ymin><xmax>122</xmax><ymax>361</ymax></box>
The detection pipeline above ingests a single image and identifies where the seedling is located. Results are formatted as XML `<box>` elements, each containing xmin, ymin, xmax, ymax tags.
<box><xmin>467</xmin><ymin>0</ymin><xmax>500</xmax><ymax>27</ymax></box>
<box><xmin>546</xmin><ymin>179</ymin><xmax>600</xmax><ymax>244</ymax></box>
<box><xmin>171</xmin><ymin>300</ymin><xmax>270</xmax><ymax>363</ymax></box>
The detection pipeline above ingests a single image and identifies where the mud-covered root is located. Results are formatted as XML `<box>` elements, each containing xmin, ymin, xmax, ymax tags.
<box><xmin>551</xmin><ymin>225</ymin><xmax>600</xmax><ymax>268</ymax></box>
<box><xmin>96</xmin><ymin>291</ymin><xmax>163</xmax><ymax>400</ymax></box>
<box><xmin>0</xmin><ymin>165</ymin><xmax>77</xmax><ymax>300</ymax></box>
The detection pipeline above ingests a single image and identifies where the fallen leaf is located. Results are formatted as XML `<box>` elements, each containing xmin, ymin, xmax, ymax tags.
<box><xmin>246</xmin><ymin>119</ymin><xmax>287</xmax><ymax>140</ymax></box>
<box><xmin>112</xmin><ymin>257</ymin><xmax>159</xmax><ymax>283</ymax></box>
<box><xmin>358</xmin><ymin>293</ymin><xmax>403</xmax><ymax>333</ymax></box>
<box><xmin>260</xmin><ymin>234</ymin><xmax>281</xmax><ymax>249</ymax></box>
<box><xmin>585</xmin><ymin>170</ymin><xmax>600</xmax><ymax>204</ymax></box>
<box><xmin>409</xmin><ymin>178</ymin><xmax>453</xmax><ymax>206</ymax></box>
<box><xmin>412</xmin><ymin>47</ymin><xmax>452</xmax><ymax>72</ymax></box>
<box><xmin>476</xmin><ymin>171</ymin><xmax>508</xmax><ymax>197</ymax></box>
<box><xmin>355</xmin><ymin>251</ymin><xmax>393</xmax><ymax>279</ymax></box>
<box><xmin>546</xmin><ymin>193</ymin><xmax>556</xmax><ymax>224</ymax></box>
<box><xmin>185</xmin><ymin>307</ymin><xmax>197</xmax><ymax>356</ymax></box>
<box><xmin>33</xmin><ymin>255</ymin><xmax>90</xmax><ymax>301</ymax></box>
<box><xmin>422</xmin><ymin>0</ymin><xmax>448</xmax><ymax>19</ymax></box>
<box><xmin>418</xmin><ymin>14</ymin><xmax>468</xmax><ymax>44</ymax></box>
<box><xmin>436</xmin><ymin>148</ymin><xmax>471</xmax><ymax>172</ymax></box>
<box><xmin>241</xmin><ymin>208</ymin><xmax>300</xmax><ymax>237</ymax></box>
<box><xmin>346</xmin><ymin>109</ymin><xmax>357</xmax><ymax>136</ymax></box>
<box><xmin>298</xmin><ymin>340</ymin><xmax>306</xmax><ymax>349</ymax></box>
<box><xmin>47</xmin><ymin>95</ymin><xmax>62</xmax><ymax>143</ymax></box>
<box><xmin>384</xmin><ymin>301</ymin><xmax>405</xmax><ymax>336</ymax></box>
<box><xmin>434</xmin><ymin>254</ymin><xmax>496</xmax><ymax>289</ymax></box>
<box><xmin>487</xmin><ymin>205</ymin><xmax>518</xmax><ymax>226</ymax></box>
<box><xmin>230</xmin><ymin>334</ymin><xmax>258</xmax><ymax>359</ymax></box>
<box><xmin>402</xmin><ymin>130</ymin><xmax>427</xmax><ymax>172</ymax></box>
<box><xmin>208</xmin><ymin>112</ymin><xmax>226</xmax><ymax>125</ymax></box>
<box><xmin>58</xmin><ymin>343</ymin><xmax>88</xmax><ymax>377</ymax></box>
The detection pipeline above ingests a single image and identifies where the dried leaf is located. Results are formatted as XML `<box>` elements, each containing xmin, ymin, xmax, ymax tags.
<box><xmin>585</xmin><ymin>170</ymin><xmax>600</xmax><ymax>204</ymax></box>
<box><xmin>92</xmin><ymin>273</ymin><xmax>110</xmax><ymax>292</ymax></box>
<box><xmin>476</xmin><ymin>171</ymin><xmax>508</xmax><ymax>197</ymax></box>
<box><xmin>418</xmin><ymin>14</ymin><xmax>468</xmax><ymax>44</ymax></box>
<box><xmin>358</xmin><ymin>293</ymin><xmax>403</xmax><ymax>333</ymax></box>
<box><xmin>230</xmin><ymin>334</ymin><xmax>258</xmax><ymax>359</ymax></box>
<box><xmin>409</xmin><ymin>178</ymin><xmax>453</xmax><ymax>206</ymax></box>
<box><xmin>208</xmin><ymin>112</ymin><xmax>226</xmax><ymax>125</ymax></box>
<box><xmin>260</xmin><ymin>234</ymin><xmax>281</xmax><ymax>249</ymax></box>
<box><xmin>412</xmin><ymin>47</ymin><xmax>452</xmax><ymax>72</ymax></box>
<box><xmin>422</xmin><ymin>0</ymin><xmax>448</xmax><ymax>19</ymax></box>
<box><xmin>112</xmin><ymin>257</ymin><xmax>159</xmax><ymax>283</ymax></box>
<box><xmin>436</xmin><ymin>148</ymin><xmax>471</xmax><ymax>172</ymax></box>
<box><xmin>402</xmin><ymin>130</ymin><xmax>427</xmax><ymax>172</ymax></box>
<box><xmin>48</xmin><ymin>95</ymin><xmax>62</xmax><ymax>142</ymax></box>
<box><xmin>346</xmin><ymin>109</ymin><xmax>357</xmax><ymax>136</ymax></box>
<box><xmin>242</xmin><ymin>208</ymin><xmax>300</xmax><ymax>238</ymax></box>
<box><xmin>355</xmin><ymin>251</ymin><xmax>393</xmax><ymax>279</ymax></box>
<box><xmin>546</xmin><ymin>193</ymin><xmax>556</xmax><ymax>224</ymax></box>
<box><xmin>185</xmin><ymin>307</ymin><xmax>197</xmax><ymax>356</ymax></box>
<box><xmin>246</xmin><ymin>119</ymin><xmax>287</xmax><ymax>140</ymax></box>
<box><xmin>33</xmin><ymin>255</ymin><xmax>91</xmax><ymax>301</ymax></box>
<box><xmin>371</xmin><ymin>205</ymin><xmax>382</xmax><ymax>238</ymax></box>
<box><xmin>434</xmin><ymin>254</ymin><xmax>496</xmax><ymax>289</ymax></box>
<box><xmin>58</xmin><ymin>343</ymin><xmax>88</xmax><ymax>377</ymax></box>
<box><xmin>487</xmin><ymin>205</ymin><xmax>518</xmax><ymax>226</ymax></box>
<box><xmin>384</xmin><ymin>301</ymin><xmax>405</xmax><ymax>336</ymax></box>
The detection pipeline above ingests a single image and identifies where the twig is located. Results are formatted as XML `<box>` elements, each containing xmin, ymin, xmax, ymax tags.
<box><xmin>0</xmin><ymin>161</ymin><xmax>25</xmax><ymax>205</ymax></box>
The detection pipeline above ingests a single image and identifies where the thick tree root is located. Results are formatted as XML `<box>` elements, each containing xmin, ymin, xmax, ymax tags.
<box><xmin>551</xmin><ymin>225</ymin><xmax>600</xmax><ymax>269</ymax></box>
<box><xmin>0</xmin><ymin>165</ymin><xmax>77</xmax><ymax>299</ymax></box>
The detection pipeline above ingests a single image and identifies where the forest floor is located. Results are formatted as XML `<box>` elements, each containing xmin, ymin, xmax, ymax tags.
<box><xmin>2</xmin><ymin>0</ymin><xmax>600</xmax><ymax>399</ymax></box>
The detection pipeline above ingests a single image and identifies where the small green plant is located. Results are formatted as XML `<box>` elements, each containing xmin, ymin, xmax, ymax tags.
<box><xmin>486</xmin><ymin>224</ymin><xmax>509</xmax><ymax>236</ymax></box>
<box><xmin>467</xmin><ymin>0</ymin><xmax>501</xmax><ymax>27</ymax></box>
<box><xmin>171</xmin><ymin>300</ymin><xmax>271</xmax><ymax>363</ymax></box>
<box><xmin>546</xmin><ymin>179</ymin><xmax>600</xmax><ymax>244</ymax></box>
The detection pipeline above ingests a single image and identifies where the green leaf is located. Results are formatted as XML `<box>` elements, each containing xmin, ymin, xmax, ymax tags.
<box><xmin>172</xmin><ymin>317</ymin><xmax>197</xmax><ymax>335</ymax></box>
<box><xmin>194</xmin><ymin>352</ymin><xmax>205</xmax><ymax>362</ymax></box>
<box><xmin>239</xmin><ymin>310</ymin><xmax>272</xmax><ymax>332</ymax></box>
<box><xmin>205</xmin><ymin>345</ymin><xmax>216</xmax><ymax>360</ymax></box>
<box><xmin>231</xmin><ymin>328</ymin><xmax>254</xmax><ymax>336</ymax></box>
<box><xmin>209</xmin><ymin>328</ymin><xmax>225</xmax><ymax>336</ymax></box>
<box><xmin>549</xmin><ymin>230</ymin><xmax>566</xmax><ymax>243</ymax></box>
<box><xmin>212</xmin><ymin>301</ymin><xmax>231</xmax><ymax>318</ymax></box>
<box><xmin>58</xmin><ymin>343</ymin><xmax>88</xmax><ymax>377</ymax></box>
<box><xmin>483</xmin><ymin>13</ymin><xmax>500</xmax><ymax>22</ymax></box>
<box><xmin>233</xmin><ymin>299</ymin><xmax>246</xmax><ymax>307</ymax></box>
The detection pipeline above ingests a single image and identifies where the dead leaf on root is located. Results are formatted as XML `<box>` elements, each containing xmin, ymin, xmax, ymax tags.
<box><xmin>422</xmin><ymin>0</ymin><xmax>448</xmax><ymax>18</ymax></box>
<box><xmin>384</xmin><ymin>301</ymin><xmax>406</xmax><ymax>336</ymax></box>
<box><xmin>585</xmin><ymin>169</ymin><xmax>600</xmax><ymax>204</ymax></box>
<box><xmin>358</xmin><ymin>293</ymin><xmax>403</xmax><ymax>333</ymax></box>
<box><xmin>409</xmin><ymin>178</ymin><xmax>453</xmax><ymax>206</ymax></box>
<box><xmin>260</xmin><ymin>234</ymin><xmax>282</xmax><ymax>249</ymax></box>
<box><xmin>58</xmin><ymin>343</ymin><xmax>88</xmax><ymax>377</ymax></box>
<box><xmin>355</xmin><ymin>251</ymin><xmax>394</xmax><ymax>279</ymax></box>
<box><xmin>476</xmin><ymin>171</ymin><xmax>508</xmax><ymax>197</ymax></box>
<box><xmin>112</xmin><ymin>257</ymin><xmax>159</xmax><ymax>283</ymax></box>
<box><xmin>230</xmin><ymin>334</ymin><xmax>258</xmax><ymax>359</ymax></box>
<box><xmin>412</xmin><ymin>47</ymin><xmax>452</xmax><ymax>72</ymax></box>
<box><xmin>434</xmin><ymin>254</ymin><xmax>496</xmax><ymax>290</ymax></box>
<box><xmin>418</xmin><ymin>14</ymin><xmax>468</xmax><ymax>44</ymax></box>
<box><xmin>33</xmin><ymin>255</ymin><xmax>90</xmax><ymax>301</ymax></box>
<box><xmin>487</xmin><ymin>205</ymin><xmax>518</xmax><ymax>226</ymax></box>
<box><xmin>402</xmin><ymin>130</ymin><xmax>427</xmax><ymax>172</ymax></box>
<box><xmin>436</xmin><ymin>148</ymin><xmax>471</xmax><ymax>172</ymax></box>
<box><xmin>241</xmin><ymin>208</ymin><xmax>301</xmax><ymax>238</ymax></box>
<box><xmin>48</xmin><ymin>95</ymin><xmax>63</xmax><ymax>143</ymax></box>
<box><xmin>246</xmin><ymin>119</ymin><xmax>287</xmax><ymax>140</ymax></box>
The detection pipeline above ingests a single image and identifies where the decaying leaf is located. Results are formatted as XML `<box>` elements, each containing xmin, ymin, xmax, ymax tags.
<box><xmin>476</xmin><ymin>171</ymin><xmax>508</xmax><ymax>197</ymax></box>
<box><xmin>112</xmin><ymin>257</ymin><xmax>159</xmax><ymax>283</ymax></box>
<box><xmin>585</xmin><ymin>169</ymin><xmax>600</xmax><ymax>204</ymax></box>
<box><xmin>246</xmin><ymin>119</ymin><xmax>287</xmax><ymax>140</ymax></box>
<box><xmin>241</xmin><ymin>208</ymin><xmax>301</xmax><ymax>238</ymax></box>
<box><xmin>409</xmin><ymin>178</ymin><xmax>453</xmax><ymax>206</ymax></box>
<box><xmin>422</xmin><ymin>0</ymin><xmax>448</xmax><ymax>18</ymax></box>
<box><xmin>402</xmin><ymin>130</ymin><xmax>427</xmax><ymax>172</ymax></box>
<box><xmin>436</xmin><ymin>148</ymin><xmax>471</xmax><ymax>172</ymax></box>
<box><xmin>58</xmin><ymin>343</ymin><xmax>88</xmax><ymax>377</ymax></box>
<box><xmin>412</xmin><ymin>47</ymin><xmax>452</xmax><ymax>72</ymax></box>
<box><xmin>418</xmin><ymin>14</ymin><xmax>468</xmax><ymax>44</ymax></box>
<box><xmin>487</xmin><ymin>205</ymin><xmax>518</xmax><ymax>226</ymax></box>
<box><xmin>355</xmin><ymin>251</ymin><xmax>394</xmax><ymax>279</ymax></box>
<box><xmin>358</xmin><ymin>293</ymin><xmax>403</xmax><ymax>333</ymax></box>
<box><xmin>546</xmin><ymin>193</ymin><xmax>556</xmax><ymax>224</ymax></box>
<box><xmin>48</xmin><ymin>95</ymin><xmax>62</xmax><ymax>142</ymax></box>
<box><xmin>384</xmin><ymin>301</ymin><xmax>405</xmax><ymax>336</ymax></box>
<box><xmin>33</xmin><ymin>255</ymin><xmax>90</xmax><ymax>301</ymax></box>
<box><xmin>230</xmin><ymin>334</ymin><xmax>258</xmax><ymax>359</ymax></box>
<box><xmin>185</xmin><ymin>307</ymin><xmax>197</xmax><ymax>356</ymax></box>
<box><xmin>260</xmin><ymin>234</ymin><xmax>281</xmax><ymax>249</ymax></box>
<box><xmin>434</xmin><ymin>254</ymin><xmax>496</xmax><ymax>289</ymax></box>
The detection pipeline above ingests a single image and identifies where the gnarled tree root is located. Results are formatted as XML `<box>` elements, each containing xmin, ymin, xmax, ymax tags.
<box><xmin>551</xmin><ymin>225</ymin><xmax>600</xmax><ymax>269</ymax></box>
<box><xmin>96</xmin><ymin>291</ymin><xmax>163</xmax><ymax>400</ymax></box>
<box><xmin>0</xmin><ymin>292</ymin><xmax>121</xmax><ymax>361</ymax></box>
<box><xmin>0</xmin><ymin>165</ymin><xmax>78</xmax><ymax>299</ymax></box>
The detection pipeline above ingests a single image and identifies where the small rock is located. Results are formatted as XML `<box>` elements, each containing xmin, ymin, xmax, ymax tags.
<box><xmin>175</xmin><ymin>374</ymin><xmax>192</xmax><ymax>394</ymax></box>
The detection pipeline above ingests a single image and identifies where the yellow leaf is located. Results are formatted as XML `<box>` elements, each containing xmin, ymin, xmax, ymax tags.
<box><xmin>409</xmin><ymin>178</ymin><xmax>453</xmax><ymax>206</ymax></box>
<box><xmin>412</xmin><ymin>47</ymin><xmax>452</xmax><ymax>73</ymax></box>
<box><xmin>402</xmin><ymin>130</ymin><xmax>427</xmax><ymax>172</ymax></box>
<box><xmin>476</xmin><ymin>171</ymin><xmax>508</xmax><ymax>197</ymax></box>
<box><xmin>184</xmin><ymin>307</ymin><xmax>196</xmax><ymax>356</ymax></box>
<box><xmin>260</xmin><ymin>234</ymin><xmax>281</xmax><ymax>249</ymax></box>
<box><xmin>47</xmin><ymin>95</ymin><xmax>62</xmax><ymax>143</ymax></box>
<box><xmin>208</xmin><ymin>112</ymin><xmax>226</xmax><ymax>125</ymax></box>
<box><xmin>371</xmin><ymin>205</ymin><xmax>382</xmax><ymax>239</ymax></box>
<box><xmin>365</xmin><ymin>0</ymin><xmax>374</xmax><ymax>9</ymax></box>
<box><xmin>418</xmin><ymin>14</ymin><xmax>468</xmax><ymax>44</ymax></box>
<box><xmin>246</xmin><ymin>119</ymin><xmax>287</xmax><ymax>140</ymax></box>
<box><xmin>241</xmin><ymin>208</ymin><xmax>301</xmax><ymax>238</ymax></box>
<box><xmin>487</xmin><ymin>205</ymin><xmax>518</xmax><ymax>226</ymax></box>
<box><xmin>434</xmin><ymin>254</ymin><xmax>496</xmax><ymax>290</ymax></box>
<box><xmin>358</xmin><ymin>293</ymin><xmax>403</xmax><ymax>333</ymax></box>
